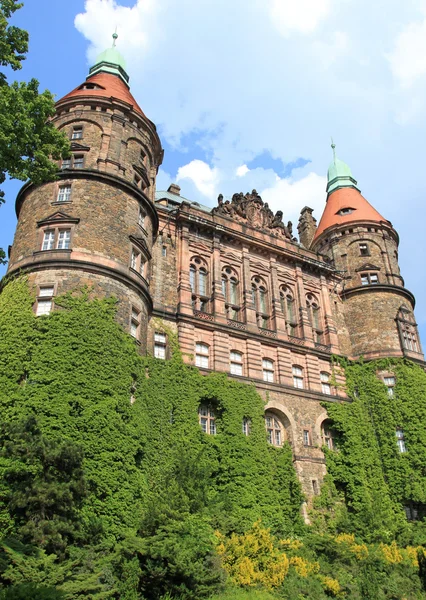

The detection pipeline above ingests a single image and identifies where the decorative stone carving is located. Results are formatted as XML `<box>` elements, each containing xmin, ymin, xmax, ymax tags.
<box><xmin>212</xmin><ymin>190</ymin><xmax>296</xmax><ymax>240</ymax></box>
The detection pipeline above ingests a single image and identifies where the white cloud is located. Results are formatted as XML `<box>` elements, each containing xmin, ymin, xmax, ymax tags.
<box><xmin>387</xmin><ymin>18</ymin><xmax>426</xmax><ymax>88</ymax></box>
<box><xmin>236</xmin><ymin>164</ymin><xmax>250</xmax><ymax>177</ymax></box>
<box><xmin>270</xmin><ymin>0</ymin><xmax>332</xmax><ymax>36</ymax></box>
<box><xmin>176</xmin><ymin>160</ymin><xmax>219</xmax><ymax>199</ymax></box>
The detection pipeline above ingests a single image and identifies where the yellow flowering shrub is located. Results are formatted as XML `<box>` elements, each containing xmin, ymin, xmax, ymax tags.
<box><xmin>380</xmin><ymin>541</ymin><xmax>403</xmax><ymax>564</ymax></box>
<box><xmin>289</xmin><ymin>556</ymin><xmax>320</xmax><ymax>578</ymax></box>
<box><xmin>279</xmin><ymin>538</ymin><xmax>303</xmax><ymax>551</ymax></box>
<box><xmin>318</xmin><ymin>575</ymin><xmax>344</xmax><ymax>597</ymax></box>
<box><xmin>335</xmin><ymin>533</ymin><xmax>355</xmax><ymax>545</ymax></box>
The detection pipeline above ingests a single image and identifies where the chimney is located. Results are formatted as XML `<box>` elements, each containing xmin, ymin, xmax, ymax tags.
<box><xmin>168</xmin><ymin>183</ymin><xmax>181</xmax><ymax>196</ymax></box>
<box><xmin>298</xmin><ymin>206</ymin><xmax>317</xmax><ymax>249</ymax></box>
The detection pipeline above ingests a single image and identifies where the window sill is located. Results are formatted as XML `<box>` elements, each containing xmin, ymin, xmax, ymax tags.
<box><xmin>51</xmin><ymin>201</ymin><xmax>72</xmax><ymax>206</ymax></box>
<box><xmin>33</xmin><ymin>249</ymin><xmax>72</xmax><ymax>256</ymax></box>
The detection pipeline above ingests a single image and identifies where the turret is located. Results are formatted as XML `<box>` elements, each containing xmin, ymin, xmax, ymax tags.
<box><xmin>7</xmin><ymin>34</ymin><xmax>163</xmax><ymax>350</ymax></box>
<box><xmin>310</xmin><ymin>144</ymin><xmax>423</xmax><ymax>361</ymax></box>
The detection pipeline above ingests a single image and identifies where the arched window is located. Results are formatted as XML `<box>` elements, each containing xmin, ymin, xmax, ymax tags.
<box><xmin>195</xmin><ymin>343</ymin><xmax>209</xmax><ymax>368</ymax></box>
<box><xmin>265</xmin><ymin>411</ymin><xmax>285</xmax><ymax>447</ymax></box>
<box><xmin>320</xmin><ymin>372</ymin><xmax>331</xmax><ymax>395</ymax></box>
<box><xmin>199</xmin><ymin>404</ymin><xmax>216</xmax><ymax>435</ymax></box>
<box><xmin>306</xmin><ymin>294</ymin><xmax>323</xmax><ymax>344</ymax></box>
<box><xmin>321</xmin><ymin>420</ymin><xmax>337</xmax><ymax>450</ymax></box>
<box><xmin>230</xmin><ymin>351</ymin><xmax>243</xmax><ymax>376</ymax></box>
<box><xmin>262</xmin><ymin>359</ymin><xmax>274</xmax><ymax>382</ymax></box>
<box><xmin>190</xmin><ymin>257</ymin><xmax>210</xmax><ymax>313</ymax></box>
<box><xmin>222</xmin><ymin>267</ymin><xmax>240</xmax><ymax>321</ymax></box>
<box><xmin>280</xmin><ymin>286</ymin><xmax>297</xmax><ymax>337</ymax></box>
<box><xmin>292</xmin><ymin>365</ymin><xmax>304</xmax><ymax>389</ymax></box>
<box><xmin>252</xmin><ymin>277</ymin><xmax>270</xmax><ymax>328</ymax></box>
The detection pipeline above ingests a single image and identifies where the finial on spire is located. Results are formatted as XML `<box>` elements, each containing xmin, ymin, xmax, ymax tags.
<box><xmin>112</xmin><ymin>28</ymin><xmax>118</xmax><ymax>47</ymax></box>
<box><xmin>331</xmin><ymin>137</ymin><xmax>336</xmax><ymax>163</ymax></box>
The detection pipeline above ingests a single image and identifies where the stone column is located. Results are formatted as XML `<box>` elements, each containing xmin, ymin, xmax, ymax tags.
<box><xmin>242</xmin><ymin>245</ymin><xmax>257</xmax><ymax>331</ymax></box>
<box><xmin>295</xmin><ymin>264</ymin><xmax>314</xmax><ymax>346</ymax></box>
<box><xmin>319</xmin><ymin>274</ymin><xmax>339</xmax><ymax>352</ymax></box>
<box><xmin>212</xmin><ymin>233</ymin><xmax>226</xmax><ymax>323</ymax></box>
<box><xmin>270</xmin><ymin>256</ymin><xmax>287</xmax><ymax>340</ymax></box>
<box><xmin>177</xmin><ymin>223</ymin><xmax>193</xmax><ymax>316</ymax></box>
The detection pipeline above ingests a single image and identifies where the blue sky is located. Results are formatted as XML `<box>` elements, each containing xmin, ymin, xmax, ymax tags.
<box><xmin>1</xmin><ymin>0</ymin><xmax>426</xmax><ymax>343</ymax></box>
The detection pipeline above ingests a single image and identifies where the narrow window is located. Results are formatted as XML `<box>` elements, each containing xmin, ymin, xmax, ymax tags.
<box><xmin>303</xmin><ymin>430</ymin><xmax>311</xmax><ymax>446</ymax></box>
<box><xmin>162</xmin><ymin>246</ymin><xmax>167</xmax><ymax>257</ymax></box>
<box><xmin>195</xmin><ymin>343</ymin><xmax>209</xmax><ymax>368</ymax></box>
<box><xmin>57</xmin><ymin>229</ymin><xmax>71</xmax><ymax>249</ymax></box>
<box><xmin>396</xmin><ymin>429</ymin><xmax>406</xmax><ymax>453</ymax></box>
<box><xmin>42</xmin><ymin>230</ymin><xmax>55</xmax><ymax>251</ymax></box>
<box><xmin>73</xmin><ymin>155</ymin><xmax>84</xmax><ymax>169</ymax></box>
<box><xmin>292</xmin><ymin>365</ymin><xmax>304</xmax><ymax>389</ymax></box>
<box><xmin>138</xmin><ymin>209</ymin><xmax>146</xmax><ymax>228</ymax></box>
<box><xmin>359</xmin><ymin>243</ymin><xmax>369</xmax><ymax>256</ymax></box>
<box><xmin>312</xmin><ymin>480</ymin><xmax>319</xmax><ymax>495</ymax></box>
<box><xmin>322</xmin><ymin>422</ymin><xmax>336</xmax><ymax>450</ymax></box>
<box><xmin>71</xmin><ymin>126</ymin><xmax>83</xmax><ymax>140</ymax></box>
<box><xmin>265</xmin><ymin>412</ymin><xmax>284</xmax><ymax>447</ymax></box>
<box><xmin>242</xmin><ymin>417</ymin><xmax>251</xmax><ymax>436</ymax></box>
<box><xmin>230</xmin><ymin>278</ymin><xmax>238</xmax><ymax>305</ymax></box>
<box><xmin>230</xmin><ymin>351</ymin><xmax>243</xmax><ymax>376</ymax></box>
<box><xmin>130</xmin><ymin>307</ymin><xmax>140</xmax><ymax>339</ymax></box>
<box><xmin>57</xmin><ymin>185</ymin><xmax>71</xmax><ymax>202</ymax></box>
<box><xmin>154</xmin><ymin>332</ymin><xmax>167</xmax><ymax>359</ymax></box>
<box><xmin>199</xmin><ymin>268</ymin><xmax>207</xmax><ymax>296</ymax></box>
<box><xmin>61</xmin><ymin>158</ymin><xmax>71</xmax><ymax>169</ymax></box>
<box><xmin>384</xmin><ymin>376</ymin><xmax>395</xmax><ymax>397</ymax></box>
<box><xmin>221</xmin><ymin>277</ymin><xmax>227</xmax><ymax>297</ymax></box>
<box><xmin>361</xmin><ymin>274</ymin><xmax>369</xmax><ymax>285</ymax></box>
<box><xmin>131</xmin><ymin>249</ymin><xmax>140</xmax><ymax>271</ymax></box>
<box><xmin>36</xmin><ymin>286</ymin><xmax>54</xmax><ymax>317</ymax></box>
<box><xmin>199</xmin><ymin>404</ymin><xmax>216</xmax><ymax>435</ymax></box>
<box><xmin>320</xmin><ymin>372</ymin><xmax>331</xmax><ymax>395</ymax></box>
<box><xmin>370</xmin><ymin>273</ymin><xmax>379</xmax><ymax>284</ymax></box>
<box><xmin>140</xmin><ymin>257</ymin><xmax>146</xmax><ymax>278</ymax></box>
<box><xmin>134</xmin><ymin>174</ymin><xmax>141</xmax><ymax>187</ymax></box>
<box><xmin>262</xmin><ymin>358</ymin><xmax>274</xmax><ymax>383</ymax></box>
<box><xmin>190</xmin><ymin>266</ymin><xmax>196</xmax><ymax>292</ymax></box>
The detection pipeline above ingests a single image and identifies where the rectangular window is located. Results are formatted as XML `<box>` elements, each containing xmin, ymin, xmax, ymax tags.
<box><xmin>131</xmin><ymin>249</ymin><xmax>139</xmax><ymax>271</ymax></box>
<box><xmin>154</xmin><ymin>332</ymin><xmax>167</xmax><ymax>360</ymax></box>
<box><xmin>292</xmin><ymin>366</ymin><xmax>304</xmax><ymax>389</ymax></box>
<box><xmin>303</xmin><ymin>430</ymin><xmax>311</xmax><ymax>446</ymax></box>
<box><xmin>312</xmin><ymin>480</ymin><xmax>319</xmax><ymax>495</ymax></box>
<box><xmin>61</xmin><ymin>158</ymin><xmax>71</xmax><ymax>169</ymax></box>
<box><xmin>359</xmin><ymin>243</ymin><xmax>369</xmax><ymax>256</ymax></box>
<box><xmin>195</xmin><ymin>343</ymin><xmax>209</xmax><ymax>369</ymax></box>
<box><xmin>71</xmin><ymin>126</ymin><xmax>83</xmax><ymax>140</ymax></box>
<box><xmin>396</xmin><ymin>429</ymin><xmax>406</xmax><ymax>453</ymax></box>
<box><xmin>42</xmin><ymin>230</ymin><xmax>55</xmax><ymax>251</ymax></box>
<box><xmin>138</xmin><ymin>209</ymin><xmax>146</xmax><ymax>228</ymax></box>
<box><xmin>321</xmin><ymin>372</ymin><xmax>331</xmax><ymax>395</ymax></box>
<box><xmin>73</xmin><ymin>155</ymin><xmax>84</xmax><ymax>169</ymax></box>
<box><xmin>361</xmin><ymin>274</ymin><xmax>369</xmax><ymax>285</ymax></box>
<box><xmin>242</xmin><ymin>418</ymin><xmax>251</xmax><ymax>436</ymax></box>
<box><xmin>262</xmin><ymin>359</ymin><xmax>274</xmax><ymax>383</ymax></box>
<box><xmin>39</xmin><ymin>286</ymin><xmax>54</xmax><ymax>298</ymax></box>
<box><xmin>57</xmin><ymin>185</ymin><xmax>71</xmax><ymax>202</ymax></box>
<box><xmin>36</xmin><ymin>299</ymin><xmax>52</xmax><ymax>316</ymax></box>
<box><xmin>384</xmin><ymin>376</ymin><xmax>395</xmax><ymax>397</ymax></box>
<box><xmin>57</xmin><ymin>229</ymin><xmax>71</xmax><ymax>249</ymax></box>
<box><xmin>130</xmin><ymin>307</ymin><xmax>140</xmax><ymax>338</ymax></box>
<box><xmin>230</xmin><ymin>351</ymin><xmax>243</xmax><ymax>376</ymax></box>
<box><xmin>370</xmin><ymin>273</ymin><xmax>379</xmax><ymax>284</ymax></box>
<box><xmin>162</xmin><ymin>246</ymin><xmax>167</xmax><ymax>257</ymax></box>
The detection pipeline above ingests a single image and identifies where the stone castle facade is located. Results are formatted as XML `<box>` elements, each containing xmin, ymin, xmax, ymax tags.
<box><xmin>5</xmin><ymin>43</ymin><xmax>424</xmax><ymax>500</ymax></box>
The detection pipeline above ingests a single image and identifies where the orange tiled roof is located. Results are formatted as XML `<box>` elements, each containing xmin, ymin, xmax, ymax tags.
<box><xmin>313</xmin><ymin>187</ymin><xmax>389</xmax><ymax>242</ymax></box>
<box><xmin>58</xmin><ymin>72</ymin><xmax>145</xmax><ymax>117</ymax></box>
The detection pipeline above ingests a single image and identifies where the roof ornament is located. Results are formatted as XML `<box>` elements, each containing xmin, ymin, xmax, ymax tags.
<box><xmin>112</xmin><ymin>28</ymin><xmax>118</xmax><ymax>47</ymax></box>
<box><xmin>331</xmin><ymin>137</ymin><xmax>336</xmax><ymax>163</ymax></box>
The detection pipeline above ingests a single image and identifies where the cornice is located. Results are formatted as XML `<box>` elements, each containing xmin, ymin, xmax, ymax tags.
<box><xmin>341</xmin><ymin>283</ymin><xmax>415</xmax><ymax>307</ymax></box>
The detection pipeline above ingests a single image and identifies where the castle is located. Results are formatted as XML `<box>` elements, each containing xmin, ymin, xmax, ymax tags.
<box><xmin>5</xmin><ymin>39</ymin><xmax>424</xmax><ymax>500</ymax></box>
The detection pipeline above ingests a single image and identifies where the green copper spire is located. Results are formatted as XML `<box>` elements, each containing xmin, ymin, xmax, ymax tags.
<box><xmin>89</xmin><ymin>32</ymin><xmax>129</xmax><ymax>84</ymax></box>
<box><xmin>326</xmin><ymin>140</ymin><xmax>360</xmax><ymax>195</ymax></box>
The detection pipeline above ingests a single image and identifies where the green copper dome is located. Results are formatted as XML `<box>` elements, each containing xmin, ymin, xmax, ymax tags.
<box><xmin>89</xmin><ymin>34</ymin><xmax>129</xmax><ymax>84</ymax></box>
<box><xmin>326</xmin><ymin>143</ymin><xmax>360</xmax><ymax>195</ymax></box>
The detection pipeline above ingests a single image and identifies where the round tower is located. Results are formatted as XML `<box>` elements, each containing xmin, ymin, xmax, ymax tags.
<box><xmin>311</xmin><ymin>144</ymin><xmax>423</xmax><ymax>361</ymax></box>
<box><xmin>7</xmin><ymin>35</ymin><xmax>163</xmax><ymax>348</ymax></box>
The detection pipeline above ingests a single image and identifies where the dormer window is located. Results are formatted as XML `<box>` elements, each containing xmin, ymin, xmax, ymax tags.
<box><xmin>337</xmin><ymin>207</ymin><xmax>354</xmax><ymax>216</ymax></box>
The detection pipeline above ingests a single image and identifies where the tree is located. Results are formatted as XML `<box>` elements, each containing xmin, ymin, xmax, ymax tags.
<box><xmin>0</xmin><ymin>0</ymin><xmax>70</xmax><ymax>264</ymax></box>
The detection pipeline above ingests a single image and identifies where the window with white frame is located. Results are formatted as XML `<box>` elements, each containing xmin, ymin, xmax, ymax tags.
<box><xmin>41</xmin><ymin>228</ymin><xmax>71</xmax><ymax>251</ymax></box>
<box><xmin>130</xmin><ymin>247</ymin><xmax>146</xmax><ymax>277</ymax></box>
<box><xmin>262</xmin><ymin>359</ymin><xmax>274</xmax><ymax>382</ymax></box>
<box><xmin>360</xmin><ymin>272</ymin><xmax>379</xmax><ymax>285</ymax></box>
<box><xmin>57</xmin><ymin>229</ymin><xmax>71</xmax><ymax>249</ymax></box>
<box><xmin>242</xmin><ymin>417</ymin><xmax>251</xmax><ymax>436</ymax></box>
<box><xmin>252</xmin><ymin>276</ymin><xmax>270</xmax><ymax>328</ymax></box>
<box><xmin>195</xmin><ymin>343</ymin><xmax>209</xmax><ymax>368</ymax></box>
<box><xmin>71</xmin><ymin>126</ymin><xmax>83</xmax><ymax>140</ymax></box>
<box><xmin>198</xmin><ymin>404</ymin><xmax>216</xmax><ymax>435</ymax></box>
<box><xmin>230</xmin><ymin>351</ymin><xmax>243</xmax><ymax>376</ymax></box>
<box><xmin>154</xmin><ymin>332</ymin><xmax>167</xmax><ymax>359</ymax></box>
<box><xmin>138</xmin><ymin>208</ymin><xmax>146</xmax><ymax>229</ymax></box>
<box><xmin>397</xmin><ymin>306</ymin><xmax>420</xmax><ymax>354</ymax></box>
<box><xmin>396</xmin><ymin>428</ymin><xmax>406</xmax><ymax>453</ymax></box>
<box><xmin>57</xmin><ymin>185</ymin><xmax>71</xmax><ymax>202</ymax></box>
<box><xmin>130</xmin><ymin>307</ymin><xmax>140</xmax><ymax>339</ymax></box>
<box><xmin>402</xmin><ymin>328</ymin><xmax>419</xmax><ymax>353</ymax></box>
<box><xmin>280</xmin><ymin>286</ymin><xmax>297</xmax><ymax>337</ymax></box>
<box><xmin>303</xmin><ymin>429</ymin><xmax>312</xmax><ymax>446</ymax></box>
<box><xmin>292</xmin><ymin>365</ymin><xmax>304</xmax><ymax>389</ymax></box>
<box><xmin>36</xmin><ymin>286</ymin><xmax>55</xmax><ymax>316</ymax></box>
<box><xmin>61</xmin><ymin>154</ymin><xmax>84</xmax><ymax>169</ymax></box>
<box><xmin>384</xmin><ymin>376</ymin><xmax>396</xmax><ymax>397</ymax></box>
<box><xmin>320</xmin><ymin>372</ymin><xmax>331</xmax><ymax>395</ymax></box>
<box><xmin>306</xmin><ymin>294</ymin><xmax>323</xmax><ymax>343</ymax></box>
<box><xmin>222</xmin><ymin>267</ymin><xmax>240</xmax><ymax>321</ymax></box>
<box><xmin>190</xmin><ymin>257</ymin><xmax>210</xmax><ymax>313</ymax></box>
<box><xmin>42</xmin><ymin>230</ymin><xmax>55</xmax><ymax>251</ymax></box>
<box><xmin>265</xmin><ymin>412</ymin><xmax>284</xmax><ymax>447</ymax></box>
<box><xmin>61</xmin><ymin>157</ymin><xmax>71</xmax><ymax>169</ymax></box>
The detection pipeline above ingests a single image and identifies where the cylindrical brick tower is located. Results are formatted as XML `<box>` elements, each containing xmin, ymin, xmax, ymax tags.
<box><xmin>311</xmin><ymin>144</ymin><xmax>423</xmax><ymax>361</ymax></box>
<box><xmin>7</xmin><ymin>36</ymin><xmax>163</xmax><ymax>349</ymax></box>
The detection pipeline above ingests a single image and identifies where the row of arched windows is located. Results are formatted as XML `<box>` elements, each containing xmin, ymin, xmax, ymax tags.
<box><xmin>189</xmin><ymin>257</ymin><xmax>324</xmax><ymax>339</ymax></box>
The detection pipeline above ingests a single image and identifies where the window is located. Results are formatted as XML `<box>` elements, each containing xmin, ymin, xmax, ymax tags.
<box><xmin>293</xmin><ymin>365</ymin><xmax>304</xmax><ymax>389</ymax></box>
<box><xmin>306</xmin><ymin>294</ymin><xmax>323</xmax><ymax>343</ymax></box>
<box><xmin>154</xmin><ymin>332</ymin><xmax>167</xmax><ymax>359</ymax></box>
<box><xmin>312</xmin><ymin>480</ymin><xmax>319</xmax><ymax>495</ymax></box>
<box><xmin>396</xmin><ymin>429</ymin><xmax>406</xmax><ymax>453</ymax></box>
<box><xmin>138</xmin><ymin>209</ymin><xmax>146</xmax><ymax>228</ymax></box>
<box><xmin>36</xmin><ymin>286</ymin><xmax>54</xmax><ymax>316</ymax></box>
<box><xmin>162</xmin><ymin>246</ymin><xmax>167</xmax><ymax>257</ymax></box>
<box><xmin>73</xmin><ymin>155</ymin><xmax>84</xmax><ymax>169</ymax></box>
<box><xmin>199</xmin><ymin>404</ymin><xmax>216</xmax><ymax>435</ymax></box>
<box><xmin>242</xmin><ymin>418</ymin><xmax>251</xmax><ymax>436</ymax></box>
<box><xmin>57</xmin><ymin>229</ymin><xmax>71</xmax><ymax>250</ymax></box>
<box><xmin>262</xmin><ymin>359</ymin><xmax>274</xmax><ymax>382</ymax></box>
<box><xmin>359</xmin><ymin>243</ymin><xmax>369</xmax><ymax>256</ymax></box>
<box><xmin>230</xmin><ymin>351</ymin><xmax>243</xmax><ymax>376</ymax></box>
<box><xmin>195</xmin><ymin>343</ymin><xmax>209</xmax><ymax>368</ymax></box>
<box><xmin>280</xmin><ymin>286</ymin><xmax>297</xmax><ymax>337</ymax></box>
<box><xmin>303</xmin><ymin>430</ymin><xmax>311</xmax><ymax>446</ymax></box>
<box><xmin>61</xmin><ymin>158</ymin><xmax>71</xmax><ymax>169</ymax></box>
<box><xmin>397</xmin><ymin>306</ymin><xmax>420</xmax><ymax>354</ymax></box>
<box><xmin>130</xmin><ymin>307</ymin><xmax>140</xmax><ymax>339</ymax></box>
<box><xmin>360</xmin><ymin>272</ymin><xmax>379</xmax><ymax>285</ymax></box>
<box><xmin>322</xmin><ymin>421</ymin><xmax>337</xmax><ymax>450</ymax></box>
<box><xmin>130</xmin><ymin>247</ymin><xmax>146</xmax><ymax>277</ymax></box>
<box><xmin>252</xmin><ymin>277</ymin><xmax>270</xmax><ymax>328</ymax></box>
<box><xmin>71</xmin><ymin>126</ymin><xmax>83</xmax><ymax>140</ymax></box>
<box><xmin>384</xmin><ymin>376</ymin><xmax>396</xmax><ymax>397</ymax></box>
<box><xmin>320</xmin><ymin>372</ymin><xmax>331</xmax><ymax>395</ymax></box>
<box><xmin>190</xmin><ymin>257</ymin><xmax>210</xmax><ymax>312</ymax></box>
<box><xmin>338</xmin><ymin>207</ymin><xmax>354</xmax><ymax>216</ymax></box>
<box><xmin>42</xmin><ymin>230</ymin><xmax>55</xmax><ymax>251</ymax></box>
<box><xmin>222</xmin><ymin>267</ymin><xmax>240</xmax><ymax>321</ymax></box>
<box><xmin>265</xmin><ymin>412</ymin><xmax>284</xmax><ymax>447</ymax></box>
<box><xmin>57</xmin><ymin>185</ymin><xmax>71</xmax><ymax>202</ymax></box>
<box><xmin>402</xmin><ymin>329</ymin><xmax>419</xmax><ymax>353</ymax></box>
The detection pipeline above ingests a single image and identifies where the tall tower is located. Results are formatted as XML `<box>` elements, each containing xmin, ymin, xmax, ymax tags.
<box><xmin>311</xmin><ymin>145</ymin><xmax>423</xmax><ymax>361</ymax></box>
<box><xmin>6</xmin><ymin>35</ymin><xmax>163</xmax><ymax>348</ymax></box>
